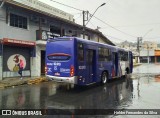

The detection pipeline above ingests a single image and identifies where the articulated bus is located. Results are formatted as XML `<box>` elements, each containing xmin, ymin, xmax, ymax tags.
<box><xmin>45</xmin><ymin>37</ymin><xmax>133</xmax><ymax>86</ymax></box>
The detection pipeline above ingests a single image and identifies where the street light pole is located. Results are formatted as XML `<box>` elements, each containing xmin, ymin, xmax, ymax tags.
<box><xmin>143</xmin><ymin>29</ymin><xmax>152</xmax><ymax>64</ymax></box>
<box><xmin>83</xmin><ymin>3</ymin><xmax>106</xmax><ymax>39</ymax></box>
<box><xmin>85</xmin><ymin>3</ymin><xmax>106</xmax><ymax>26</ymax></box>
<box><xmin>82</xmin><ymin>11</ymin><xmax>86</xmax><ymax>39</ymax></box>
<box><xmin>138</xmin><ymin>29</ymin><xmax>153</xmax><ymax>63</ymax></box>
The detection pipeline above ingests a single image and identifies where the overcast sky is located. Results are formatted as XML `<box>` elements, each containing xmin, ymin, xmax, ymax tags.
<box><xmin>39</xmin><ymin>0</ymin><xmax>160</xmax><ymax>43</ymax></box>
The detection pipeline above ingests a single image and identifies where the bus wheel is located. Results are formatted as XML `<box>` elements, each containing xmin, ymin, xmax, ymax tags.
<box><xmin>101</xmin><ymin>72</ymin><xmax>108</xmax><ymax>84</ymax></box>
<box><xmin>125</xmin><ymin>71</ymin><xmax>127</xmax><ymax>79</ymax></box>
<box><xmin>125</xmin><ymin>68</ymin><xmax>129</xmax><ymax>79</ymax></box>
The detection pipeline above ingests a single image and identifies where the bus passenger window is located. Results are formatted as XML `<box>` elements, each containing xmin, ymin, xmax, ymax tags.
<box><xmin>98</xmin><ymin>47</ymin><xmax>110</xmax><ymax>62</ymax></box>
<box><xmin>119</xmin><ymin>51</ymin><xmax>128</xmax><ymax>61</ymax></box>
<box><xmin>104</xmin><ymin>48</ymin><xmax>110</xmax><ymax>61</ymax></box>
<box><xmin>78</xmin><ymin>43</ymin><xmax>84</xmax><ymax>61</ymax></box>
<box><xmin>98</xmin><ymin>48</ymin><xmax>103</xmax><ymax>61</ymax></box>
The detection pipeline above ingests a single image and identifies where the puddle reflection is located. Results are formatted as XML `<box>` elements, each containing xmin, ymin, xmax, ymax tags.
<box><xmin>47</xmin><ymin>78</ymin><xmax>134</xmax><ymax>110</ymax></box>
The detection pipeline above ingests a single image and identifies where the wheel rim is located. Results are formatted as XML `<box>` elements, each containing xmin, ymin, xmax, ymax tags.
<box><xmin>102</xmin><ymin>73</ymin><xmax>107</xmax><ymax>83</ymax></box>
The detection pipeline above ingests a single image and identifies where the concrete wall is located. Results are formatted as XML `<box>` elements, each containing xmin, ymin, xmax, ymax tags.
<box><xmin>0</xmin><ymin>5</ymin><xmax>49</xmax><ymax>41</ymax></box>
<box><xmin>31</xmin><ymin>45</ymin><xmax>46</xmax><ymax>77</ymax></box>
<box><xmin>140</xmin><ymin>50</ymin><xmax>154</xmax><ymax>56</ymax></box>
<box><xmin>99</xmin><ymin>37</ymin><xmax>106</xmax><ymax>44</ymax></box>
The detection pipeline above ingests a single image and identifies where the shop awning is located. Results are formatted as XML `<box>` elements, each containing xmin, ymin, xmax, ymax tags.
<box><xmin>2</xmin><ymin>38</ymin><xmax>36</xmax><ymax>47</ymax></box>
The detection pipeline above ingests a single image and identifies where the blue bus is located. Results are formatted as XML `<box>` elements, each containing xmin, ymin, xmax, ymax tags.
<box><xmin>45</xmin><ymin>37</ymin><xmax>133</xmax><ymax>86</ymax></box>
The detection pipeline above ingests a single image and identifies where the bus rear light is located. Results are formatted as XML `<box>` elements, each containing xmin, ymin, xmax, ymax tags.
<box><xmin>45</xmin><ymin>65</ymin><xmax>48</xmax><ymax>74</ymax></box>
<box><xmin>112</xmin><ymin>68</ymin><xmax>115</xmax><ymax>77</ymax></box>
<box><xmin>70</xmin><ymin>65</ymin><xmax>74</xmax><ymax>77</ymax></box>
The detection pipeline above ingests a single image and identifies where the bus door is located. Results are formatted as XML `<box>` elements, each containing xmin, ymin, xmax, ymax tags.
<box><xmin>112</xmin><ymin>52</ymin><xmax>118</xmax><ymax>77</ymax></box>
<box><xmin>86</xmin><ymin>49</ymin><xmax>96</xmax><ymax>84</ymax></box>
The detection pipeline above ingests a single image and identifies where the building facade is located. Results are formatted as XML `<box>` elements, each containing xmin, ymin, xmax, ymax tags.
<box><xmin>139</xmin><ymin>41</ymin><xmax>160</xmax><ymax>63</ymax></box>
<box><xmin>0</xmin><ymin>0</ymin><xmax>114</xmax><ymax>80</ymax></box>
<box><xmin>117</xmin><ymin>40</ymin><xmax>160</xmax><ymax>63</ymax></box>
<box><xmin>141</xmin><ymin>41</ymin><xmax>157</xmax><ymax>50</ymax></box>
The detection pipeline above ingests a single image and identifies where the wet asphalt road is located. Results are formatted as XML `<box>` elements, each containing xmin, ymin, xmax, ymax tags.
<box><xmin>0</xmin><ymin>63</ymin><xmax>160</xmax><ymax>118</ymax></box>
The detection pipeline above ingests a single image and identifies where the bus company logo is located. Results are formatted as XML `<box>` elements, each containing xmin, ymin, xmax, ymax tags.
<box><xmin>79</xmin><ymin>66</ymin><xmax>86</xmax><ymax>70</ymax></box>
<box><xmin>47</xmin><ymin>63</ymin><xmax>53</xmax><ymax>66</ymax></box>
<box><xmin>54</xmin><ymin>66</ymin><xmax>57</xmax><ymax>70</ymax></box>
<box><xmin>2</xmin><ymin>110</ymin><xmax>11</xmax><ymax>115</ymax></box>
<box><xmin>55</xmin><ymin>72</ymin><xmax>60</xmax><ymax>76</ymax></box>
<box><xmin>48</xmin><ymin>68</ymin><xmax>52</xmax><ymax>72</ymax></box>
<box><xmin>60</xmin><ymin>68</ymin><xmax>70</xmax><ymax>72</ymax></box>
<box><xmin>53</xmin><ymin>62</ymin><xmax>61</xmax><ymax>66</ymax></box>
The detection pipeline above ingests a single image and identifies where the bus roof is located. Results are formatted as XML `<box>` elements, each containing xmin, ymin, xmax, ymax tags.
<box><xmin>48</xmin><ymin>37</ymin><xmax>131</xmax><ymax>52</ymax></box>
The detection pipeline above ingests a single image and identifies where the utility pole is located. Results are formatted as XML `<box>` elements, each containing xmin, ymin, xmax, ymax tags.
<box><xmin>137</xmin><ymin>37</ymin><xmax>142</xmax><ymax>63</ymax></box>
<box><xmin>137</xmin><ymin>37</ymin><xmax>139</xmax><ymax>53</ymax></box>
<box><xmin>82</xmin><ymin>11</ymin><xmax>85</xmax><ymax>39</ymax></box>
<box><xmin>82</xmin><ymin>11</ymin><xmax>89</xmax><ymax>39</ymax></box>
<box><xmin>137</xmin><ymin>29</ymin><xmax>152</xmax><ymax>64</ymax></box>
<box><xmin>147</xmin><ymin>44</ymin><xmax>149</xmax><ymax>64</ymax></box>
<box><xmin>137</xmin><ymin>37</ymin><xmax>142</xmax><ymax>54</ymax></box>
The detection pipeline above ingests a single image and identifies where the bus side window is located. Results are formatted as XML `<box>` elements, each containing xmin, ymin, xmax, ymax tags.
<box><xmin>104</xmin><ymin>48</ymin><xmax>111</xmax><ymax>61</ymax></box>
<box><xmin>78</xmin><ymin>43</ymin><xmax>84</xmax><ymax>61</ymax></box>
<box><xmin>125</xmin><ymin>52</ymin><xmax>128</xmax><ymax>61</ymax></box>
<box><xmin>98</xmin><ymin>47</ymin><xmax>110</xmax><ymax>62</ymax></box>
<box><xmin>98</xmin><ymin>47</ymin><xmax>103</xmax><ymax>61</ymax></box>
<box><xmin>119</xmin><ymin>51</ymin><xmax>128</xmax><ymax>61</ymax></box>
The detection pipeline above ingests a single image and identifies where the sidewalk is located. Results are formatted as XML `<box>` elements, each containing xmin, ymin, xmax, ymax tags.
<box><xmin>133</xmin><ymin>63</ymin><xmax>142</xmax><ymax>67</ymax></box>
<box><xmin>0</xmin><ymin>76</ymin><xmax>48</xmax><ymax>89</ymax></box>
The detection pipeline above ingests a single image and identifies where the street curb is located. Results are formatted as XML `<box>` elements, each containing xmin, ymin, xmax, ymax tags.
<box><xmin>0</xmin><ymin>77</ymin><xmax>48</xmax><ymax>89</ymax></box>
<box><xmin>133</xmin><ymin>63</ymin><xmax>142</xmax><ymax>67</ymax></box>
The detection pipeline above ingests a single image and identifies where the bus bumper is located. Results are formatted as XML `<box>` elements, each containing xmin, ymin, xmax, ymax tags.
<box><xmin>46</xmin><ymin>75</ymin><xmax>77</xmax><ymax>84</ymax></box>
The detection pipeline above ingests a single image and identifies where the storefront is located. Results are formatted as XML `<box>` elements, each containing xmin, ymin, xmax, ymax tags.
<box><xmin>140</xmin><ymin>56</ymin><xmax>148</xmax><ymax>63</ymax></box>
<box><xmin>1</xmin><ymin>38</ymin><xmax>36</xmax><ymax>78</ymax></box>
<box><xmin>155</xmin><ymin>50</ymin><xmax>160</xmax><ymax>63</ymax></box>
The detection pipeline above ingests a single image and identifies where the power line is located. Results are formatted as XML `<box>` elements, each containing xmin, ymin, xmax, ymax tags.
<box><xmin>50</xmin><ymin>0</ymin><xmax>138</xmax><ymax>38</ymax></box>
<box><xmin>100</xmin><ymin>23</ymin><xmax>160</xmax><ymax>28</ymax></box>
<box><xmin>74</xmin><ymin>13</ymin><xmax>82</xmax><ymax>20</ymax></box>
<box><xmin>92</xmin><ymin>15</ymin><xmax>137</xmax><ymax>38</ymax></box>
<box><xmin>145</xmin><ymin>37</ymin><xmax>160</xmax><ymax>39</ymax></box>
<box><xmin>50</xmin><ymin>0</ymin><xmax>83</xmax><ymax>11</ymax></box>
<box><xmin>72</xmin><ymin>12</ymin><xmax>82</xmax><ymax>15</ymax></box>
<box><xmin>106</xmin><ymin>34</ymin><xmax>137</xmax><ymax>42</ymax></box>
<box><xmin>89</xmin><ymin>21</ymin><xmax>97</xmax><ymax>29</ymax></box>
<box><xmin>104</xmin><ymin>34</ymin><xmax>126</xmax><ymax>41</ymax></box>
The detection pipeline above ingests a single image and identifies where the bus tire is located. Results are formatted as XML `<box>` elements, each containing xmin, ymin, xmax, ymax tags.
<box><xmin>101</xmin><ymin>72</ymin><xmax>108</xmax><ymax>84</ymax></box>
<box><xmin>125</xmin><ymin>68</ymin><xmax>129</xmax><ymax>79</ymax></box>
<box><xmin>125</xmin><ymin>71</ymin><xmax>127</xmax><ymax>79</ymax></box>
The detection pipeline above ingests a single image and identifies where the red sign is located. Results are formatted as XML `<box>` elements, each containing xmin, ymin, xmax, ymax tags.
<box><xmin>3</xmin><ymin>38</ymin><xmax>36</xmax><ymax>47</ymax></box>
<box><xmin>155</xmin><ymin>50</ymin><xmax>160</xmax><ymax>56</ymax></box>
